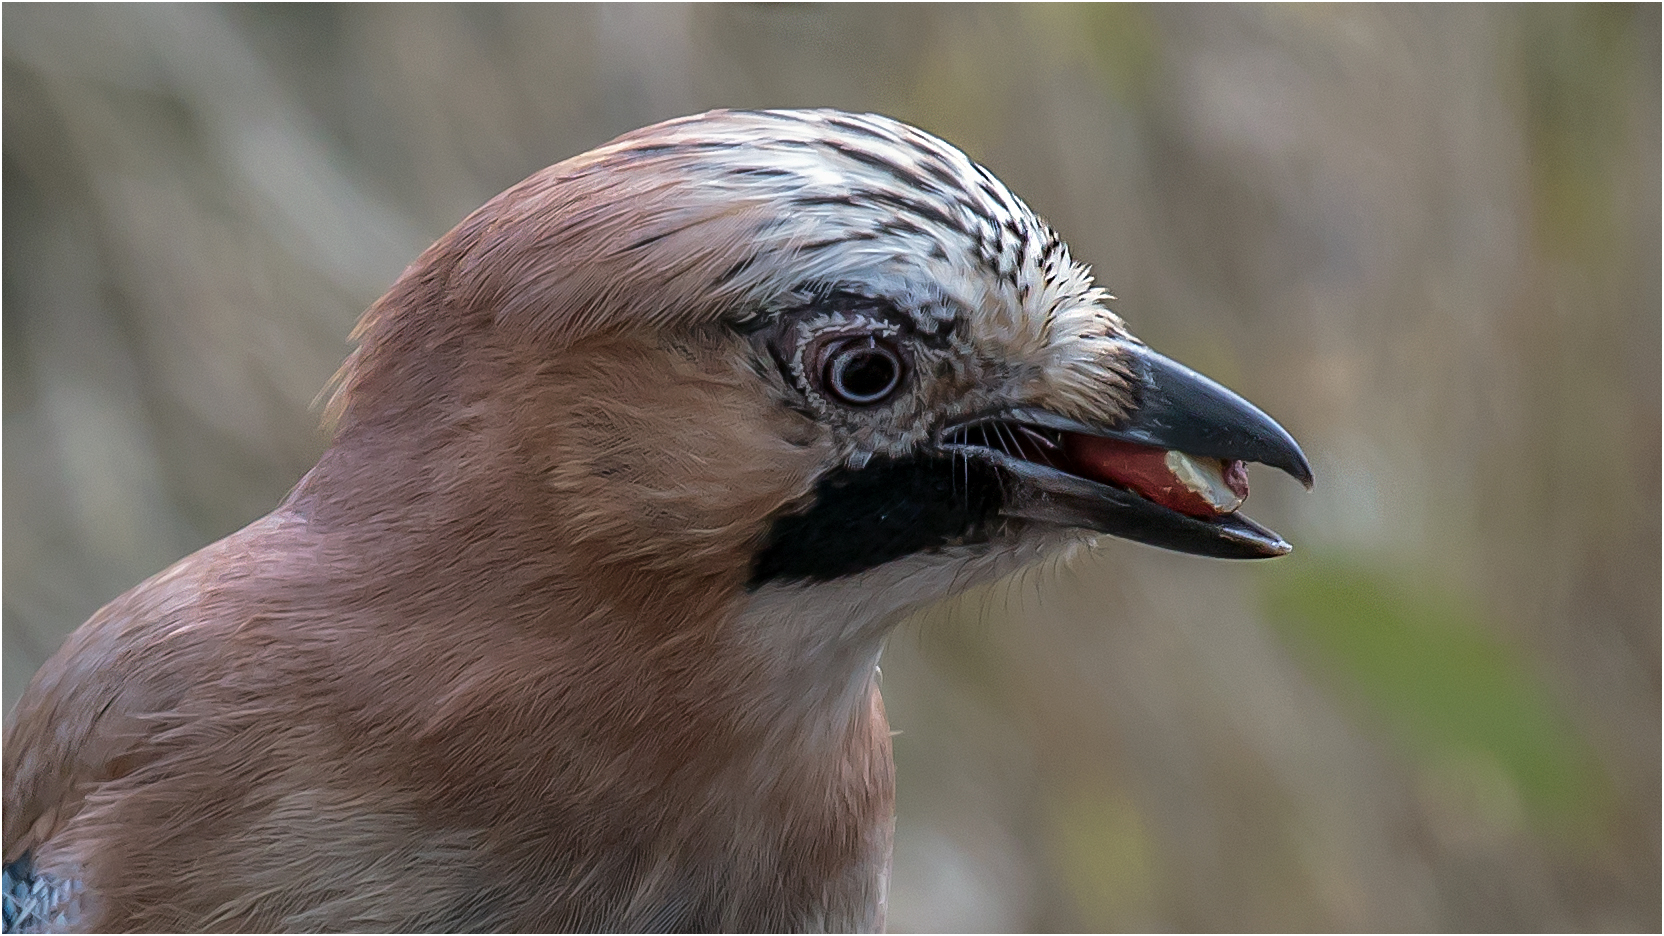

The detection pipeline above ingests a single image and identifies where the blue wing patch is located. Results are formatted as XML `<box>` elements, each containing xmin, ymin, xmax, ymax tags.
<box><xmin>2</xmin><ymin>855</ymin><xmax>80</xmax><ymax>934</ymax></box>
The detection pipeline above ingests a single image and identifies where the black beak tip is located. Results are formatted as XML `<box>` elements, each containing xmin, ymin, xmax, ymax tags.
<box><xmin>1261</xmin><ymin>533</ymin><xmax>1294</xmax><ymax>558</ymax></box>
<box><xmin>1216</xmin><ymin>511</ymin><xmax>1295</xmax><ymax>559</ymax></box>
<box><xmin>1119</xmin><ymin>342</ymin><xmax>1314</xmax><ymax>492</ymax></box>
<box><xmin>1275</xmin><ymin>439</ymin><xmax>1315</xmax><ymax>491</ymax></box>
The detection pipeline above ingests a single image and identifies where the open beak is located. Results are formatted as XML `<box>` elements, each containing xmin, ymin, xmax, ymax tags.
<box><xmin>941</xmin><ymin>342</ymin><xmax>1313</xmax><ymax>559</ymax></box>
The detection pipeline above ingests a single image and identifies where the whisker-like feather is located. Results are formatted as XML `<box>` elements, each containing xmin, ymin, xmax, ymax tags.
<box><xmin>1016</xmin><ymin>424</ymin><xmax>1061</xmax><ymax>468</ymax></box>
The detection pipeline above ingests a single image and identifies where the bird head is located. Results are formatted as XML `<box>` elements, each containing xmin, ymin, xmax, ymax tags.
<box><xmin>323</xmin><ymin>108</ymin><xmax>1311</xmax><ymax>629</ymax></box>
<box><xmin>0</xmin><ymin>109</ymin><xmax>1311</xmax><ymax>934</ymax></box>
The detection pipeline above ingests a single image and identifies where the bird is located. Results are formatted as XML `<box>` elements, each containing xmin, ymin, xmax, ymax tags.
<box><xmin>2</xmin><ymin>108</ymin><xmax>1310</xmax><ymax>933</ymax></box>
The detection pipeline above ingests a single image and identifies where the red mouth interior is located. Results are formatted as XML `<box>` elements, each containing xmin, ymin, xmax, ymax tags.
<box><xmin>1064</xmin><ymin>433</ymin><xmax>1248</xmax><ymax>519</ymax></box>
<box><xmin>960</xmin><ymin>423</ymin><xmax>1249</xmax><ymax>519</ymax></box>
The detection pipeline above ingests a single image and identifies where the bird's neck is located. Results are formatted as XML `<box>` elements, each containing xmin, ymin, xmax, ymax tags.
<box><xmin>283</xmin><ymin>438</ymin><xmax>900</xmax><ymax>928</ymax></box>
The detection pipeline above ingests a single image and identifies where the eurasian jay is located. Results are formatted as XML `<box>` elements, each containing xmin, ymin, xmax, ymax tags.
<box><xmin>3</xmin><ymin>109</ymin><xmax>1310</xmax><ymax>932</ymax></box>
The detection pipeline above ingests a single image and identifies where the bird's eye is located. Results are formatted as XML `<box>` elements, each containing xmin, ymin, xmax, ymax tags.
<box><xmin>823</xmin><ymin>338</ymin><xmax>904</xmax><ymax>406</ymax></box>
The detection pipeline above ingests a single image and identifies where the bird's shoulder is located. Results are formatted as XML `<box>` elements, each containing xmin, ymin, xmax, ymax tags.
<box><xmin>2</xmin><ymin>511</ymin><xmax>310</xmax><ymax>865</ymax></box>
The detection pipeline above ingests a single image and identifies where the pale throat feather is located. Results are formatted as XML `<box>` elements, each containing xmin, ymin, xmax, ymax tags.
<box><xmin>729</xmin><ymin>529</ymin><xmax>1080</xmax><ymax>751</ymax></box>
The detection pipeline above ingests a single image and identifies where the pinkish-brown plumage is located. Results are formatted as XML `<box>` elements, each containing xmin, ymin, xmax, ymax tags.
<box><xmin>4</xmin><ymin>109</ymin><xmax>1309</xmax><ymax>932</ymax></box>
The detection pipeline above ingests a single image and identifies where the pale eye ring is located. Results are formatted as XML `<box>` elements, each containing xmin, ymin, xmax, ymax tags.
<box><xmin>824</xmin><ymin>337</ymin><xmax>903</xmax><ymax>406</ymax></box>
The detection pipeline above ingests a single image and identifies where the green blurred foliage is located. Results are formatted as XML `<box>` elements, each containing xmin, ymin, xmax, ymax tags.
<box><xmin>1264</xmin><ymin>554</ymin><xmax>1606</xmax><ymax>841</ymax></box>
<box><xmin>1032</xmin><ymin>4</ymin><xmax>1162</xmax><ymax>107</ymax></box>
<box><xmin>1521</xmin><ymin>3</ymin><xmax>1648</xmax><ymax>262</ymax></box>
<box><xmin>1046</xmin><ymin>777</ymin><xmax>1157</xmax><ymax>928</ymax></box>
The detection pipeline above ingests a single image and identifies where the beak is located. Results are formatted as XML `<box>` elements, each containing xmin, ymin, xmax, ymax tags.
<box><xmin>943</xmin><ymin>342</ymin><xmax>1313</xmax><ymax>559</ymax></box>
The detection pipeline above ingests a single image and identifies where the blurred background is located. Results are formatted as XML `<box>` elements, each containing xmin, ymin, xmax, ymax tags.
<box><xmin>4</xmin><ymin>4</ymin><xmax>1657</xmax><ymax>930</ymax></box>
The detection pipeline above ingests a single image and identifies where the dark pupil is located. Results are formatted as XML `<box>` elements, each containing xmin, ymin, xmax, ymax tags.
<box><xmin>833</xmin><ymin>348</ymin><xmax>897</xmax><ymax>402</ymax></box>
